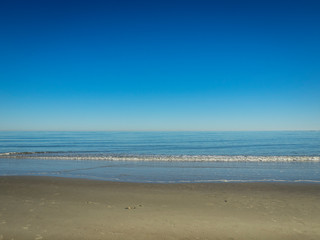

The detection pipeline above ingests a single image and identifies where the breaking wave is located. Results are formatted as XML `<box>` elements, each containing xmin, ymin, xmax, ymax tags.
<box><xmin>1</xmin><ymin>151</ymin><xmax>320</xmax><ymax>162</ymax></box>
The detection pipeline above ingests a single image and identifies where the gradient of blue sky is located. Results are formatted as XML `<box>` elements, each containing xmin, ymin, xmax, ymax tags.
<box><xmin>1</xmin><ymin>0</ymin><xmax>319</xmax><ymax>131</ymax></box>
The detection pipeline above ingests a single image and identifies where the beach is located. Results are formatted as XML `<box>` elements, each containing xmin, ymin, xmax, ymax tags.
<box><xmin>0</xmin><ymin>176</ymin><xmax>319</xmax><ymax>240</ymax></box>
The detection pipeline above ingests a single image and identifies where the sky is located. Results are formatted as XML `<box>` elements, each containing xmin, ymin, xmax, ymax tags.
<box><xmin>0</xmin><ymin>0</ymin><xmax>320</xmax><ymax>131</ymax></box>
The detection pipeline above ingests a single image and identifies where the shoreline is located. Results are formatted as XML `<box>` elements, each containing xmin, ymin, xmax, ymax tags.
<box><xmin>2</xmin><ymin>174</ymin><xmax>320</xmax><ymax>184</ymax></box>
<box><xmin>1</xmin><ymin>176</ymin><xmax>320</xmax><ymax>239</ymax></box>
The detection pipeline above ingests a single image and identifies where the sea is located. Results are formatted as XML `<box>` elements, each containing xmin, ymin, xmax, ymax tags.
<box><xmin>0</xmin><ymin>131</ymin><xmax>319</xmax><ymax>183</ymax></box>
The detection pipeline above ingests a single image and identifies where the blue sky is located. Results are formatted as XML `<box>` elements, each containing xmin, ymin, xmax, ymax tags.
<box><xmin>1</xmin><ymin>0</ymin><xmax>319</xmax><ymax>131</ymax></box>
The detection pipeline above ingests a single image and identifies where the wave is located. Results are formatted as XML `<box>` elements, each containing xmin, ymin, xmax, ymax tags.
<box><xmin>1</xmin><ymin>151</ymin><xmax>320</xmax><ymax>162</ymax></box>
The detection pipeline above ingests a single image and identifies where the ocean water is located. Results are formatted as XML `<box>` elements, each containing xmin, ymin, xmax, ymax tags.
<box><xmin>0</xmin><ymin>131</ymin><xmax>319</xmax><ymax>183</ymax></box>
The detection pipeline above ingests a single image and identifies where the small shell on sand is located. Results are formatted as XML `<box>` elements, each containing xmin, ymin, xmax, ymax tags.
<box><xmin>125</xmin><ymin>204</ymin><xmax>143</xmax><ymax>210</ymax></box>
<box><xmin>125</xmin><ymin>206</ymin><xmax>136</xmax><ymax>210</ymax></box>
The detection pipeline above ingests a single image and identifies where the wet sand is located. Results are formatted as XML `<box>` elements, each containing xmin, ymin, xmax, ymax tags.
<box><xmin>0</xmin><ymin>176</ymin><xmax>320</xmax><ymax>240</ymax></box>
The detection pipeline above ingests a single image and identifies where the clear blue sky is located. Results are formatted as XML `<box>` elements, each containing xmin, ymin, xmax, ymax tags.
<box><xmin>1</xmin><ymin>0</ymin><xmax>319</xmax><ymax>131</ymax></box>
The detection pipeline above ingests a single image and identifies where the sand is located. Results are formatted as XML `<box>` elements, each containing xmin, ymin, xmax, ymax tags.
<box><xmin>0</xmin><ymin>176</ymin><xmax>320</xmax><ymax>240</ymax></box>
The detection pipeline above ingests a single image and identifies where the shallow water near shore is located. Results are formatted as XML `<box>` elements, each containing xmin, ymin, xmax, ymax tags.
<box><xmin>1</xmin><ymin>158</ymin><xmax>320</xmax><ymax>183</ymax></box>
<box><xmin>0</xmin><ymin>131</ymin><xmax>319</xmax><ymax>183</ymax></box>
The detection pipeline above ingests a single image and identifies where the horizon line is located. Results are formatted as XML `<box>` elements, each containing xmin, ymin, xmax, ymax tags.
<box><xmin>0</xmin><ymin>129</ymin><xmax>319</xmax><ymax>132</ymax></box>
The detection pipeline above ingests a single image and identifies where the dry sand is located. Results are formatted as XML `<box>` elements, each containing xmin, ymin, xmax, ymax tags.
<box><xmin>0</xmin><ymin>176</ymin><xmax>320</xmax><ymax>240</ymax></box>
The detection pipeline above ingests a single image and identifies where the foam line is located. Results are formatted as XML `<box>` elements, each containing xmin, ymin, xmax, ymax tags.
<box><xmin>1</xmin><ymin>152</ymin><xmax>320</xmax><ymax>162</ymax></box>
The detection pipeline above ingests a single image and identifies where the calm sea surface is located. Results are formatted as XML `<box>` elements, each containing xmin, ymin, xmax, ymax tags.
<box><xmin>0</xmin><ymin>131</ymin><xmax>319</xmax><ymax>183</ymax></box>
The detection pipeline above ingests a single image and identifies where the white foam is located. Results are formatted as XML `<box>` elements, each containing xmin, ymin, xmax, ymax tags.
<box><xmin>1</xmin><ymin>152</ymin><xmax>320</xmax><ymax>162</ymax></box>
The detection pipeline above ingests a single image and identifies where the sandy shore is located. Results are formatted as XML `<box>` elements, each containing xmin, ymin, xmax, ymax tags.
<box><xmin>0</xmin><ymin>177</ymin><xmax>320</xmax><ymax>240</ymax></box>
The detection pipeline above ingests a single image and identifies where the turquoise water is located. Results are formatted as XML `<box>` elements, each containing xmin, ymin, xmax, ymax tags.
<box><xmin>0</xmin><ymin>131</ymin><xmax>319</xmax><ymax>183</ymax></box>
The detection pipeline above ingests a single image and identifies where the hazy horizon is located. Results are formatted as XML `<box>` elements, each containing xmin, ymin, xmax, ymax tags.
<box><xmin>0</xmin><ymin>129</ymin><xmax>319</xmax><ymax>132</ymax></box>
